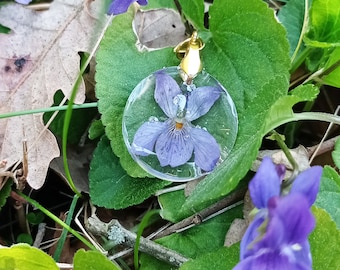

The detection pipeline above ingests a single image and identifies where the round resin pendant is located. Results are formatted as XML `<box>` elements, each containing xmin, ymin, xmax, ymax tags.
<box><xmin>122</xmin><ymin>67</ymin><xmax>238</xmax><ymax>182</ymax></box>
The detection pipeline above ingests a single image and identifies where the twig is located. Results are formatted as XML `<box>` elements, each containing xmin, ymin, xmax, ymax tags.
<box><xmin>306</xmin><ymin>135</ymin><xmax>340</xmax><ymax>159</ymax></box>
<box><xmin>309</xmin><ymin>106</ymin><xmax>340</xmax><ymax>164</ymax></box>
<box><xmin>33</xmin><ymin>223</ymin><xmax>46</xmax><ymax>248</ymax></box>
<box><xmin>154</xmin><ymin>187</ymin><xmax>246</xmax><ymax>239</ymax></box>
<box><xmin>87</xmin><ymin>216</ymin><xmax>189</xmax><ymax>267</ymax></box>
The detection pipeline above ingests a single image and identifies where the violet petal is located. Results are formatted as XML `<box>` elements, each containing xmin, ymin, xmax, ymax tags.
<box><xmin>249</xmin><ymin>157</ymin><xmax>281</xmax><ymax>209</ymax></box>
<box><xmin>269</xmin><ymin>193</ymin><xmax>315</xmax><ymax>245</ymax></box>
<box><xmin>234</xmin><ymin>251</ymin><xmax>308</xmax><ymax>270</ymax></box>
<box><xmin>186</xmin><ymin>86</ymin><xmax>221</xmax><ymax>121</ymax></box>
<box><xmin>190</xmin><ymin>127</ymin><xmax>220</xmax><ymax>171</ymax></box>
<box><xmin>108</xmin><ymin>0</ymin><xmax>137</xmax><ymax>15</ymax></box>
<box><xmin>290</xmin><ymin>166</ymin><xmax>322</xmax><ymax>206</ymax></box>
<box><xmin>154</xmin><ymin>72</ymin><xmax>181</xmax><ymax>118</ymax></box>
<box><xmin>155</xmin><ymin>121</ymin><xmax>193</xmax><ymax>167</ymax></box>
<box><xmin>137</xmin><ymin>0</ymin><xmax>148</xmax><ymax>5</ymax></box>
<box><xmin>240</xmin><ymin>214</ymin><xmax>266</xmax><ymax>260</ymax></box>
<box><xmin>132</xmin><ymin>121</ymin><xmax>165</xmax><ymax>156</ymax></box>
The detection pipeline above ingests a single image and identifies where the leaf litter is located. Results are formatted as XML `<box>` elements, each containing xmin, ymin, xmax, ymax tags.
<box><xmin>0</xmin><ymin>0</ymin><xmax>106</xmax><ymax>189</ymax></box>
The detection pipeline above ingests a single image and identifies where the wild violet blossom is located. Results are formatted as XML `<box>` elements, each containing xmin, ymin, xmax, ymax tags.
<box><xmin>234</xmin><ymin>157</ymin><xmax>322</xmax><ymax>270</ymax></box>
<box><xmin>107</xmin><ymin>0</ymin><xmax>148</xmax><ymax>15</ymax></box>
<box><xmin>132</xmin><ymin>71</ymin><xmax>221</xmax><ymax>172</ymax></box>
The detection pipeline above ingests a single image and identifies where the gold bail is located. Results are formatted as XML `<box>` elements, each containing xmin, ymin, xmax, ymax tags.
<box><xmin>174</xmin><ymin>31</ymin><xmax>205</xmax><ymax>84</ymax></box>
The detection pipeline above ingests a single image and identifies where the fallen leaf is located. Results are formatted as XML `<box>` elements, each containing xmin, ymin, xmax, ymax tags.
<box><xmin>0</xmin><ymin>0</ymin><xmax>105</xmax><ymax>189</ymax></box>
<box><xmin>224</xmin><ymin>218</ymin><xmax>247</xmax><ymax>247</ymax></box>
<box><xmin>253</xmin><ymin>145</ymin><xmax>310</xmax><ymax>178</ymax></box>
<box><xmin>133</xmin><ymin>8</ymin><xmax>187</xmax><ymax>51</ymax></box>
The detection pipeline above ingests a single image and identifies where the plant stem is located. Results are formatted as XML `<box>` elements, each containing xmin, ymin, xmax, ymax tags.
<box><xmin>134</xmin><ymin>210</ymin><xmax>160</xmax><ymax>270</ymax></box>
<box><xmin>269</xmin><ymin>130</ymin><xmax>299</xmax><ymax>171</ymax></box>
<box><xmin>290</xmin><ymin>46</ymin><xmax>313</xmax><ymax>74</ymax></box>
<box><xmin>61</xmin><ymin>15</ymin><xmax>114</xmax><ymax>197</ymax></box>
<box><xmin>17</xmin><ymin>192</ymin><xmax>96</xmax><ymax>251</ymax></box>
<box><xmin>0</xmin><ymin>103</ymin><xmax>97</xmax><ymax>119</ymax></box>
<box><xmin>53</xmin><ymin>195</ymin><xmax>79</xmax><ymax>261</ymax></box>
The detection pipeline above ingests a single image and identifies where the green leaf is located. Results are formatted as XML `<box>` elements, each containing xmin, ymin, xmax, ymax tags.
<box><xmin>170</xmin><ymin>0</ymin><xmax>290</xmax><ymax>220</ymax></box>
<box><xmin>26</xmin><ymin>211</ymin><xmax>45</xmax><ymax>225</ymax></box>
<box><xmin>310</xmin><ymin>207</ymin><xmax>340</xmax><ymax>269</ymax></box>
<box><xmin>315</xmin><ymin>166</ymin><xmax>340</xmax><ymax>229</ymax></box>
<box><xmin>16</xmin><ymin>234</ymin><xmax>33</xmax><ymax>245</ymax></box>
<box><xmin>145</xmin><ymin>0</ymin><xmax>177</xmax><ymax>9</ymax></box>
<box><xmin>158</xmin><ymin>189</ymin><xmax>187</xmax><ymax>222</ymax></box>
<box><xmin>89</xmin><ymin>136</ymin><xmax>170</xmax><ymax>209</ymax></box>
<box><xmin>0</xmin><ymin>244</ymin><xmax>58</xmax><ymax>270</ymax></box>
<box><xmin>178</xmin><ymin>0</ymin><xmax>205</xmax><ymax>30</ymax></box>
<box><xmin>140</xmin><ymin>204</ymin><xmax>243</xmax><ymax>269</ymax></box>
<box><xmin>88</xmin><ymin>119</ymin><xmax>105</xmax><ymax>140</ymax></box>
<box><xmin>0</xmin><ymin>23</ymin><xmax>10</xmax><ymax>34</ymax></box>
<box><xmin>0</xmin><ymin>179</ymin><xmax>12</xmax><ymax>210</ymax></box>
<box><xmin>264</xmin><ymin>84</ymin><xmax>319</xmax><ymax>133</ymax></box>
<box><xmin>322</xmin><ymin>47</ymin><xmax>340</xmax><ymax>87</ymax></box>
<box><xmin>95</xmin><ymin>8</ymin><xmax>178</xmax><ymax>177</ymax></box>
<box><xmin>332</xmin><ymin>137</ymin><xmax>340</xmax><ymax>169</ymax></box>
<box><xmin>74</xmin><ymin>249</ymin><xmax>122</xmax><ymax>270</ymax></box>
<box><xmin>205</xmin><ymin>0</ymin><xmax>290</xmax><ymax>111</ymax></box>
<box><xmin>179</xmin><ymin>245</ymin><xmax>239</xmax><ymax>270</ymax></box>
<box><xmin>305</xmin><ymin>0</ymin><xmax>340</xmax><ymax>47</ymax></box>
<box><xmin>277</xmin><ymin>0</ymin><xmax>306</xmax><ymax>57</ymax></box>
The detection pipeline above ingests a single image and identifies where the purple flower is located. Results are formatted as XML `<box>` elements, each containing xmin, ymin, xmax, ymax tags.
<box><xmin>132</xmin><ymin>71</ymin><xmax>221</xmax><ymax>172</ymax></box>
<box><xmin>234</xmin><ymin>157</ymin><xmax>322</xmax><ymax>270</ymax></box>
<box><xmin>108</xmin><ymin>0</ymin><xmax>148</xmax><ymax>15</ymax></box>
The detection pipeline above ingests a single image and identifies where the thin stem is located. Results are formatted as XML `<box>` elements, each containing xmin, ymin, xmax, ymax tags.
<box><xmin>290</xmin><ymin>46</ymin><xmax>313</xmax><ymax>74</ymax></box>
<box><xmin>53</xmin><ymin>195</ymin><xmax>79</xmax><ymax>261</ymax></box>
<box><xmin>0</xmin><ymin>103</ymin><xmax>97</xmax><ymax>119</ymax></box>
<box><xmin>270</xmin><ymin>131</ymin><xmax>299</xmax><ymax>171</ymax></box>
<box><xmin>290</xmin><ymin>0</ymin><xmax>309</xmax><ymax>64</ymax></box>
<box><xmin>62</xmin><ymin>15</ymin><xmax>114</xmax><ymax>197</ymax></box>
<box><xmin>17</xmin><ymin>192</ymin><xmax>96</xmax><ymax>251</ymax></box>
<box><xmin>134</xmin><ymin>210</ymin><xmax>160</xmax><ymax>270</ymax></box>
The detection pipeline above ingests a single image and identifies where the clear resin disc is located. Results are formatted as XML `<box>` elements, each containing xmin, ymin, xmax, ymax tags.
<box><xmin>122</xmin><ymin>67</ymin><xmax>238</xmax><ymax>182</ymax></box>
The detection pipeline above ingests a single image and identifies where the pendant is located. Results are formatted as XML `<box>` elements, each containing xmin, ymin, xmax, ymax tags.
<box><xmin>122</xmin><ymin>32</ymin><xmax>238</xmax><ymax>182</ymax></box>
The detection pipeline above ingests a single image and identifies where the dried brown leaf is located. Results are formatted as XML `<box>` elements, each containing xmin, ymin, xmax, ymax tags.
<box><xmin>0</xmin><ymin>0</ymin><xmax>105</xmax><ymax>189</ymax></box>
<box><xmin>133</xmin><ymin>9</ymin><xmax>187</xmax><ymax>51</ymax></box>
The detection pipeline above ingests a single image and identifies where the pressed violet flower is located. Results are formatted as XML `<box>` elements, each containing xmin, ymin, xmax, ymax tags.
<box><xmin>132</xmin><ymin>71</ymin><xmax>221</xmax><ymax>172</ymax></box>
<box><xmin>107</xmin><ymin>0</ymin><xmax>148</xmax><ymax>15</ymax></box>
<box><xmin>234</xmin><ymin>157</ymin><xmax>322</xmax><ymax>270</ymax></box>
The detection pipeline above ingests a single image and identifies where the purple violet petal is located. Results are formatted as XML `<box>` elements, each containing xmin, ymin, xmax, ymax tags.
<box><xmin>249</xmin><ymin>157</ymin><xmax>282</xmax><ymax>209</ymax></box>
<box><xmin>234</xmin><ymin>251</ymin><xmax>299</xmax><ymax>270</ymax></box>
<box><xmin>290</xmin><ymin>166</ymin><xmax>322</xmax><ymax>206</ymax></box>
<box><xmin>154</xmin><ymin>71</ymin><xmax>182</xmax><ymax>118</ymax></box>
<box><xmin>292</xmin><ymin>240</ymin><xmax>313</xmax><ymax>269</ymax></box>
<box><xmin>252</xmin><ymin>207</ymin><xmax>285</xmax><ymax>252</ymax></box>
<box><xmin>190</xmin><ymin>127</ymin><xmax>220</xmax><ymax>171</ymax></box>
<box><xmin>155</xmin><ymin>121</ymin><xmax>193</xmax><ymax>167</ymax></box>
<box><xmin>268</xmin><ymin>194</ymin><xmax>315</xmax><ymax>245</ymax></box>
<box><xmin>132</xmin><ymin>121</ymin><xmax>165</xmax><ymax>156</ymax></box>
<box><xmin>108</xmin><ymin>0</ymin><xmax>137</xmax><ymax>15</ymax></box>
<box><xmin>137</xmin><ymin>0</ymin><xmax>148</xmax><ymax>5</ymax></box>
<box><xmin>240</xmin><ymin>214</ymin><xmax>266</xmax><ymax>260</ymax></box>
<box><xmin>186</xmin><ymin>86</ymin><xmax>221</xmax><ymax>121</ymax></box>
